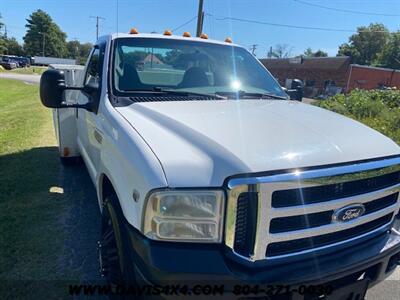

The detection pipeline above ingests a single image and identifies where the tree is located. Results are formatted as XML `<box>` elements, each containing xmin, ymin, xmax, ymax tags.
<box><xmin>4</xmin><ymin>37</ymin><xmax>24</xmax><ymax>56</ymax></box>
<box><xmin>78</xmin><ymin>43</ymin><xmax>92</xmax><ymax>64</ymax></box>
<box><xmin>337</xmin><ymin>23</ymin><xmax>390</xmax><ymax>65</ymax></box>
<box><xmin>303</xmin><ymin>47</ymin><xmax>328</xmax><ymax>57</ymax></box>
<box><xmin>270</xmin><ymin>44</ymin><xmax>293</xmax><ymax>58</ymax></box>
<box><xmin>67</xmin><ymin>40</ymin><xmax>93</xmax><ymax>64</ymax></box>
<box><xmin>376</xmin><ymin>31</ymin><xmax>400</xmax><ymax>69</ymax></box>
<box><xmin>23</xmin><ymin>9</ymin><xmax>68</xmax><ymax>57</ymax></box>
<box><xmin>0</xmin><ymin>13</ymin><xmax>6</xmax><ymax>54</ymax></box>
<box><xmin>0</xmin><ymin>13</ymin><xmax>4</xmax><ymax>33</ymax></box>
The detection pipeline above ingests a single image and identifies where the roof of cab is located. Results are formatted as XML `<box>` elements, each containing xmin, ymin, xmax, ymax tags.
<box><xmin>107</xmin><ymin>32</ymin><xmax>240</xmax><ymax>47</ymax></box>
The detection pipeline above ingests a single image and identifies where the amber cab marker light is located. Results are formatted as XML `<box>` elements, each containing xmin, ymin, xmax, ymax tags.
<box><xmin>183</xmin><ymin>31</ymin><xmax>191</xmax><ymax>37</ymax></box>
<box><xmin>200</xmin><ymin>33</ymin><xmax>208</xmax><ymax>39</ymax></box>
<box><xmin>164</xmin><ymin>30</ymin><xmax>172</xmax><ymax>36</ymax></box>
<box><xmin>129</xmin><ymin>28</ymin><xmax>139</xmax><ymax>34</ymax></box>
<box><xmin>225</xmin><ymin>37</ymin><xmax>232</xmax><ymax>43</ymax></box>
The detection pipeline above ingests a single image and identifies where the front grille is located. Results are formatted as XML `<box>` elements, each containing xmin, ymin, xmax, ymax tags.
<box><xmin>233</xmin><ymin>192</ymin><xmax>258</xmax><ymax>256</ymax></box>
<box><xmin>272</xmin><ymin>171</ymin><xmax>400</xmax><ymax>207</ymax></box>
<box><xmin>270</xmin><ymin>193</ymin><xmax>398</xmax><ymax>233</ymax></box>
<box><xmin>226</xmin><ymin>157</ymin><xmax>400</xmax><ymax>261</ymax></box>
<box><xmin>267</xmin><ymin>213</ymin><xmax>393</xmax><ymax>257</ymax></box>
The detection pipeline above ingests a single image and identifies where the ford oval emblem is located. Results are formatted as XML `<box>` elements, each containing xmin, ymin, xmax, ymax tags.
<box><xmin>332</xmin><ymin>204</ymin><xmax>365</xmax><ymax>223</ymax></box>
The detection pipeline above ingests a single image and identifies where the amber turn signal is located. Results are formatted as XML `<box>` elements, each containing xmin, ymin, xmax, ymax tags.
<box><xmin>163</xmin><ymin>30</ymin><xmax>172</xmax><ymax>36</ymax></box>
<box><xmin>129</xmin><ymin>28</ymin><xmax>139</xmax><ymax>34</ymax></box>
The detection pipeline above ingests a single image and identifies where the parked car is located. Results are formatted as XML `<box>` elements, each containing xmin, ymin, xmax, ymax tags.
<box><xmin>15</xmin><ymin>57</ymin><xmax>31</xmax><ymax>67</ymax></box>
<box><xmin>39</xmin><ymin>31</ymin><xmax>400</xmax><ymax>298</ymax></box>
<box><xmin>0</xmin><ymin>56</ymin><xmax>18</xmax><ymax>70</ymax></box>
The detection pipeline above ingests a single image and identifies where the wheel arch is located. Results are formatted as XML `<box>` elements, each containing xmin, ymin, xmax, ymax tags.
<box><xmin>99</xmin><ymin>173</ymin><xmax>118</xmax><ymax>208</ymax></box>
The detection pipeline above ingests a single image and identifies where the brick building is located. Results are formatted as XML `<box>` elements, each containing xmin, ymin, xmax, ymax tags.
<box><xmin>347</xmin><ymin>64</ymin><xmax>400</xmax><ymax>91</ymax></box>
<box><xmin>260</xmin><ymin>56</ymin><xmax>400</xmax><ymax>98</ymax></box>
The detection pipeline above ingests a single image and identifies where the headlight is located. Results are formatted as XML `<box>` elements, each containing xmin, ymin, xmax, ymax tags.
<box><xmin>143</xmin><ymin>190</ymin><xmax>225</xmax><ymax>242</ymax></box>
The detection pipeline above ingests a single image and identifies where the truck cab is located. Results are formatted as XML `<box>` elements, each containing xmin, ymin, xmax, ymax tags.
<box><xmin>40</xmin><ymin>31</ymin><xmax>400</xmax><ymax>299</ymax></box>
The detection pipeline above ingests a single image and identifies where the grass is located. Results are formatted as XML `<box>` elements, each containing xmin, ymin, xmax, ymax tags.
<box><xmin>0</xmin><ymin>66</ymin><xmax>47</xmax><ymax>75</ymax></box>
<box><xmin>0</xmin><ymin>78</ymin><xmax>102</xmax><ymax>298</ymax></box>
<box><xmin>0</xmin><ymin>79</ymin><xmax>61</xmax><ymax>277</ymax></box>
<box><xmin>0</xmin><ymin>79</ymin><xmax>74</xmax><ymax>297</ymax></box>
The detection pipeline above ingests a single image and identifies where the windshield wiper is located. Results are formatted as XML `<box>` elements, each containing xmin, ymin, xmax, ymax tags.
<box><xmin>215</xmin><ymin>90</ymin><xmax>287</xmax><ymax>100</ymax></box>
<box><xmin>122</xmin><ymin>87</ymin><xmax>226</xmax><ymax>100</ymax></box>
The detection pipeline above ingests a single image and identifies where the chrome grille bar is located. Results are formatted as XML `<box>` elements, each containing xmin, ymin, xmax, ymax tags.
<box><xmin>270</xmin><ymin>204</ymin><xmax>397</xmax><ymax>242</ymax></box>
<box><xmin>271</xmin><ymin>184</ymin><xmax>400</xmax><ymax>217</ymax></box>
<box><xmin>225</xmin><ymin>156</ymin><xmax>400</xmax><ymax>262</ymax></box>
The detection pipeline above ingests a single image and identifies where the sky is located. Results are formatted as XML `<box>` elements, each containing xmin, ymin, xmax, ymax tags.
<box><xmin>1</xmin><ymin>0</ymin><xmax>400</xmax><ymax>57</ymax></box>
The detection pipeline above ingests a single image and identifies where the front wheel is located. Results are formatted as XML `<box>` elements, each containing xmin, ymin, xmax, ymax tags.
<box><xmin>99</xmin><ymin>195</ymin><xmax>136</xmax><ymax>288</ymax></box>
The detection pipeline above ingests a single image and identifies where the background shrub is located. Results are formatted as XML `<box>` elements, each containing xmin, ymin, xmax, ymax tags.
<box><xmin>314</xmin><ymin>89</ymin><xmax>400</xmax><ymax>145</ymax></box>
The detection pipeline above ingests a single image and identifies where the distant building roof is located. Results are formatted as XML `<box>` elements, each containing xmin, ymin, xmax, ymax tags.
<box><xmin>260</xmin><ymin>56</ymin><xmax>351</xmax><ymax>70</ymax></box>
<box><xmin>351</xmin><ymin>64</ymin><xmax>400</xmax><ymax>73</ymax></box>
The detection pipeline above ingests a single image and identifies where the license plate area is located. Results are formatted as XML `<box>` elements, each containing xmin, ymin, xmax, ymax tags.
<box><xmin>323</xmin><ymin>279</ymin><xmax>369</xmax><ymax>300</ymax></box>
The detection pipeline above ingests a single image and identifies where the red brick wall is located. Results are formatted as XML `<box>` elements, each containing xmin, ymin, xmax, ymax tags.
<box><xmin>347</xmin><ymin>65</ymin><xmax>400</xmax><ymax>91</ymax></box>
<box><xmin>266</xmin><ymin>67</ymin><xmax>349</xmax><ymax>90</ymax></box>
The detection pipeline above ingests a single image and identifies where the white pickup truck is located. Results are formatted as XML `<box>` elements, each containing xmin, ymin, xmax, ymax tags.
<box><xmin>40</xmin><ymin>31</ymin><xmax>400</xmax><ymax>298</ymax></box>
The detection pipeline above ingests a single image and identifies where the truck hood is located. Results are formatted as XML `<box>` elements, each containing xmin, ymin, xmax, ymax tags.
<box><xmin>116</xmin><ymin>100</ymin><xmax>400</xmax><ymax>187</ymax></box>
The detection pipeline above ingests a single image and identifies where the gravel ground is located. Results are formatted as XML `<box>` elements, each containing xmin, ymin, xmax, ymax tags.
<box><xmin>0</xmin><ymin>72</ymin><xmax>41</xmax><ymax>84</ymax></box>
<box><xmin>58</xmin><ymin>162</ymin><xmax>103</xmax><ymax>282</ymax></box>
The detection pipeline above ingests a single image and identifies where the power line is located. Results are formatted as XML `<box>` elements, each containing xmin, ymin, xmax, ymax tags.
<box><xmin>209</xmin><ymin>14</ymin><xmax>390</xmax><ymax>33</ymax></box>
<box><xmin>293</xmin><ymin>0</ymin><xmax>400</xmax><ymax>17</ymax></box>
<box><xmin>172</xmin><ymin>15</ymin><xmax>198</xmax><ymax>32</ymax></box>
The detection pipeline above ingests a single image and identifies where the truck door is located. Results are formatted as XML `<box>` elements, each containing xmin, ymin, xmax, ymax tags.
<box><xmin>76</xmin><ymin>43</ymin><xmax>106</xmax><ymax>182</ymax></box>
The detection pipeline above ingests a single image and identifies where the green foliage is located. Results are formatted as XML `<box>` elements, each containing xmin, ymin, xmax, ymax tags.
<box><xmin>0</xmin><ymin>13</ymin><xmax>3</xmax><ymax>31</ymax></box>
<box><xmin>3</xmin><ymin>37</ymin><xmax>24</xmax><ymax>55</ymax></box>
<box><xmin>67</xmin><ymin>40</ymin><xmax>93</xmax><ymax>64</ymax></box>
<box><xmin>315</xmin><ymin>89</ymin><xmax>400</xmax><ymax>144</ymax></box>
<box><xmin>0</xmin><ymin>13</ymin><xmax>6</xmax><ymax>54</ymax></box>
<box><xmin>338</xmin><ymin>23</ymin><xmax>390</xmax><ymax>65</ymax></box>
<box><xmin>303</xmin><ymin>47</ymin><xmax>328</xmax><ymax>57</ymax></box>
<box><xmin>23</xmin><ymin>9</ymin><xmax>68</xmax><ymax>57</ymax></box>
<box><xmin>376</xmin><ymin>31</ymin><xmax>400</xmax><ymax>69</ymax></box>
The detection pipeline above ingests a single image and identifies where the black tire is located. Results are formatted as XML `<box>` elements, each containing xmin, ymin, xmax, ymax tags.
<box><xmin>60</xmin><ymin>156</ymin><xmax>81</xmax><ymax>166</ymax></box>
<box><xmin>99</xmin><ymin>195</ymin><xmax>137</xmax><ymax>290</ymax></box>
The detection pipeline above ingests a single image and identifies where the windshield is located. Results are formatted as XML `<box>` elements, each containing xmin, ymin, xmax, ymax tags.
<box><xmin>112</xmin><ymin>37</ymin><xmax>287</xmax><ymax>99</ymax></box>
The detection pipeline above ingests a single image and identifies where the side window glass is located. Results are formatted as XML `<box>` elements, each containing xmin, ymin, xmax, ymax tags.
<box><xmin>85</xmin><ymin>48</ymin><xmax>101</xmax><ymax>86</ymax></box>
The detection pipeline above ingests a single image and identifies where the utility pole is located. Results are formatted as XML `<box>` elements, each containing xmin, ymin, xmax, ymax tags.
<box><xmin>267</xmin><ymin>46</ymin><xmax>273</xmax><ymax>58</ymax></box>
<box><xmin>90</xmin><ymin>16</ymin><xmax>105</xmax><ymax>40</ymax></box>
<box><xmin>249</xmin><ymin>44</ymin><xmax>258</xmax><ymax>56</ymax></box>
<box><xmin>196</xmin><ymin>0</ymin><xmax>204</xmax><ymax>37</ymax></box>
